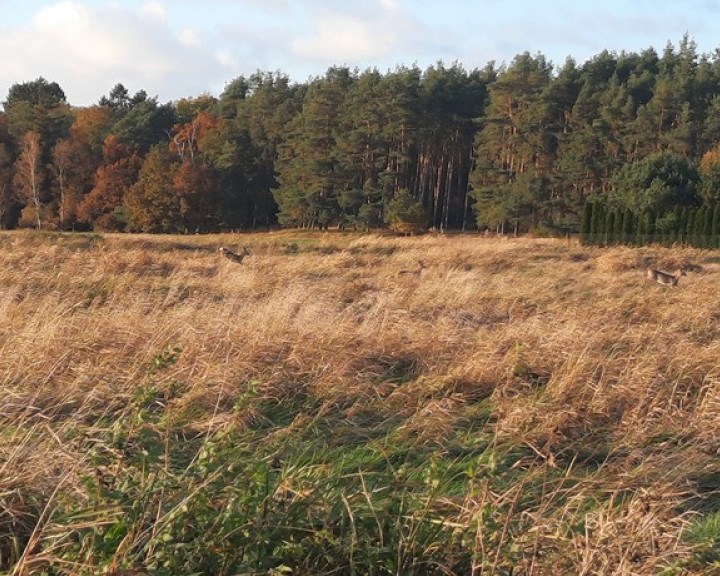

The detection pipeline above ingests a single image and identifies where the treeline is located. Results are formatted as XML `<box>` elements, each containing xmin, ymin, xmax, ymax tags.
<box><xmin>581</xmin><ymin>202</ymin><xmax>720</xmax><ymax>247</ymax></box>
<box><xmin>4</xmin><ymin>35</ymin><xmax>720</xmax><ymax>234</ymax></box>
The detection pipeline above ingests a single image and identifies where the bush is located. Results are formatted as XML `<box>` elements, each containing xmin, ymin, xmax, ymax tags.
<box><xmin>385</xmin><ymin>189</ymin><xmax>428</xmax><ymax>235</ymax></box>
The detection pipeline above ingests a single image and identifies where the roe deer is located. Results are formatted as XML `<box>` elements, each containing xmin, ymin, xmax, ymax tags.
<box><xmin>398</xmin><ymin>261</ymin><xmax>426</xmax><ymax>278</ymax></box>
<box><xmin>646</xmin><ymin>267</ymin><xmax>686</xmax><ymax>287</ymax></box>
<box><xmin>219</xmin><ymin>246</ymin><xmax>250</xmax><ymax>264</ymax></box>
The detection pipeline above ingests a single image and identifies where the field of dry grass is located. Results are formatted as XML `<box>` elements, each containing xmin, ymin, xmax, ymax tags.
<box><xmin>2</xmin><ymin>229</ymin><xmax>720</xmax><ymax>574</ymax></box>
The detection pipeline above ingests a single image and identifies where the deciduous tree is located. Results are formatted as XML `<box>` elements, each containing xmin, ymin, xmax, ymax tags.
<box><xmin>700</xmin><ymin>145</ymin><xmax>720</xmax><ymax>203</ymax></box>
<box><xmin>13</xmin><ymin>131</ymin><xmax>43</xmax><ymax>228</ymax></box>
<box><xmin>76</xmin><ymin>135</ymin><xmax>141</xmax><ymax>230</ymax></box>
<box><xmin>123</xmin><ymin>144</ymin><xmax>179</xmax><ymax>232</ymax></box>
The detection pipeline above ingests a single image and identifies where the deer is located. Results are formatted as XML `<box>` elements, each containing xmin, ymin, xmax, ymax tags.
<box><xmin>397</xmin><ymin>260</ymin><xmax>426</xmax><ymax>278</ymax></box>
<box><xmin>646</xmin><ymin>267</ymin><xmax>686</xmax><ymax>288</ymax></box>
<box><xmin>218</xmin><ymin>246</ymin><xmax>250</xmax><ymax>264</ymax></box>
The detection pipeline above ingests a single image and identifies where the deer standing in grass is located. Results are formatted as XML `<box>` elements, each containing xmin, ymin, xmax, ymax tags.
<box><xmin>218</xmin><ymin>246</ymin><xmax>250</xmax><ymax>264</ymax></box>
<box><xmin>647</xmin><ymin>267</ymin><xmax>686</xmax><ymax>287</ymax></box>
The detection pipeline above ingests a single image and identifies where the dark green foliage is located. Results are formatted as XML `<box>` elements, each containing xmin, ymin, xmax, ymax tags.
<box><xmin>612</xmin><ymin>207</ymin><xmax>624</xmax><ymax>243</ymax></box>
<box><xmin>580</xmin><ymin>202</ymin><xmax>593</xmax><ymax>243</ymax></box>
<box><xmin>581</xmin><ymin>200</ymin><xmax>720</xmax><ymax>247</ymax></box>
<box><xmin>621</xmin><ymin>209</ymin><xmax>636</xmax><ymax>244</ymax></box>
<box><xmin>712</xmin><ymin>204</ymin><xmax>720</xmax><ymax>239</ymax></box>
<box><xmin>123</xmin><ymin>145</ymin><xmax>180</xmax><ymax>233</ymax></box>
<box><xmin>4</xmin><ymin>77</ymin><xmax>65</xmax><ymax>110</ymax></box>
<box><xmin>589</xmin><ymin>202</ymin><xmax>605</xmax><ymax>239</ymax></box>
<box><xmin>609</xmin><ymin>152</ymin><xmax>701</xmax><ymax>214</ymax></box>
<box><xmin>385</xmin><ymin>188</ymin><xmax>429</xmax><ymax>234</ymax></box>
<box><xmin>110</xmin><ymin>97</ymin><xmax>177</xmax><ymax>153</ymax></box>
<box><xmin>274</xmin><ymin>71</ymin><xmax>346</xmax><ymax>229</ymax></box>
<box><xmin>605</xmin><ymin>210</ymin><xmax>616</xmax><ymax>244</ymax></box>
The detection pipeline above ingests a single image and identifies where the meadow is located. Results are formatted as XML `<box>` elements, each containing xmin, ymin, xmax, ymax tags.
<box><xmin>2</xmin><ymin>230</ymin><xmax>720</xmax><ymax>574</ymax></box>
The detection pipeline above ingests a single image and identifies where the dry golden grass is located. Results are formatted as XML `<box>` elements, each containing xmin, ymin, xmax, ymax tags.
<box><xmin>3</xmin><ymin>229</ymin><xmax>720</xmax><ymax>573</ymax></box>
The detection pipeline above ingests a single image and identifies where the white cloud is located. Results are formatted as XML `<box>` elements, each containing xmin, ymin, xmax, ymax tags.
<box><xmin>34</xmin><ymin>2</ymin><xmax>91</xmax><ymax>31</ymax></box>
<box><xmin>379</xmin><ymin>0</ymin><xmax>401</xmax><ymax>11</ymax></box>
<box><xmin>289</xmin><ymin>0</ymin><xmax>426</xmax><ymax>71</ymax></box>
<box><xmin>293</xmin><ymin>15</ymin><xmax>399</xmax><ymax>62</ymax></box>
<box><xmin>216</xmin><ymin>50</ymin><xmax>238</xmax><ymax>68</ymax></box>
<box><xmin>178</xmin><ymin>28</ymin><xmax>202</xmax><ymax>47</ymax></box>
<box><xmin>0</xmin><ymin>1</ymin><xmax>233</xmax><ymax>107</ymax></box>
<box><xmin>142</xmin><ymin>1</ymin><xmax>167</xmax><ymax>21</ymax></box>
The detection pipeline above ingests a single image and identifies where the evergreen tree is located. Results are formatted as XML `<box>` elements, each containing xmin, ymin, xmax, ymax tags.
<box><xmin>712</xmin><ymin>204</ymin><xmax>720</xmax><ymax>247</ymax></box>
<box><xmin>230</xmin><ymin>72</ymin><xmax>301</xmax><ymax>227</ymax></box>
<box><xmin>685</xmin><ymin>206</ymin><xmax>697</xmax><ymax>240</ymax></box>
<box><xmin>580</xmin><ymin>201</ymin><xmax>593</xmax><ymax>243</ymax></box>
<box><xmin>335</xmin><ymin>69</ymin><xmax>389</xmax><ymax>226</ymax></box>
<box><xmin>470</xmin><ymin>52</ymin><xmax>552</xmax><ymax>234</ymax></box>
<box><xmin>622</xmin><ymin>208</ymin><xmax>636</xmax><ymax>244</ymax></box>
<box><xmin>275</xmin><ymin>68</ymin><xmax>349</xmax><ymax>228</ymax></box>
<box><xmin>0</xmin><ymin>115</ymin><xmax>17</xmax><ymax>229</ymax></box>
<box><xmin>417</xmin><ymin>62</ymin><xmax>488</xmax><ymax>230</ymax></box>
<box><xmin>589</xmin><ymin>202</ymin><xmax>605</xmax><ymax>243</ymax></box>
<box><xmin>110</xmin><ymin>95</ymin><xmax>177</xmax><ymax>153</ymax></box>
<box><xmin>613</xmin><ymin>207</ymin><xmax>624</xmax><ymax>243</ymax></box>
<box><xmin>609</xmin><ymin>151</ymin><xmax>701</xmax><ymax>214</ymax></box>
<box><xmin>605</xmin><ymin>209</ymin><xmax>616</xmax><ymax>244</ymax></box>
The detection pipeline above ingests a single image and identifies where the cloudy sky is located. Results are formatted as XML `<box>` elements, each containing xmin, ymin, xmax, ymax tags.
<box><xmin>1</xmin><ymin>0</ymin><xmax>718</xmax><ymax>107</ymax></box>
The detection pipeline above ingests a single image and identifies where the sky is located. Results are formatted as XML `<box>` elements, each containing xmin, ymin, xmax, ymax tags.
<box><xmin>0</xmin><ymin>0</ymin><xmax>719</xmax><ymax>107</ymax></box>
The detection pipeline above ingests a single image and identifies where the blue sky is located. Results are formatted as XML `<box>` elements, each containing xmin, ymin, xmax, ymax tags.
<box><xmin>0</xmin><ymin>0</ymin><xmax>718</xmax><ymax>107</ymax></box>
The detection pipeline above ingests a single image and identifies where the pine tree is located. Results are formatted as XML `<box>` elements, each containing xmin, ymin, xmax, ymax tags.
<box><xmin>712</xmin><ymin>204</ymin><xmax>720</xmax><ymax>247</ymax></box>
<box><xmin>589</xmin><ymin>202</ymin><xmax>605</xmax><ymax>244</ymax></box>
<box><xmin>580</xmin><ymin>201</ymin><xmax>593</xmax><ymax>243</ymax></box>
<box><xmin>622</xmin><ymin>208</ymin><xmax>635</xmax><ymax>244</ymax></box>
<box><xmin>704</xmin><ymin>204</ymin><xmax>714</xmax><ymax>246</ymax></box>
<box><xmin>275</xmin><ymin>69</ymin><xmax>348</xmax><ymax>228</ymax></box>
<box><xmin>605</xmin><ymin>210</ymin><xmax>616</xmax><ymax>244</ymax></box>
<box><xmin>685</xmin><ymin>206</ymin><xmax>697</xmax><ymax>244</ymax></box>
<box><xmin>613</xmin><ymin>207</ymin><xmax>624</xmax><ymax>243</ymax></box>
<box><xmin>697</xmin><ymin>206</ymin><xmax>707</xmax><ymax>246</ymax></box>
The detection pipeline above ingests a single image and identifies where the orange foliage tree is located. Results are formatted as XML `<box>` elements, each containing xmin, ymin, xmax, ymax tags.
<box><xmin>52</xmin><ymin>137</ymin><xmax>98</xmax><ymax>230</ymax></box>
<box><xmin>71</xmin><ymin>106</ymin><xmax>111</xmax><ymax>156</ymax></box>
<box><xmin>700</xmin><ymin>145</ymin><xmax>720</xmax><ymax>204</ymax></box>
<box><xmin>124</xmin><ymin>113</ymin><xmax>226</xmax><ymax>233</ymax></box>
<box><xmin>76</xmin><ymin>134</ymin><xmax>141</xmax><ymax>231</ymax></box>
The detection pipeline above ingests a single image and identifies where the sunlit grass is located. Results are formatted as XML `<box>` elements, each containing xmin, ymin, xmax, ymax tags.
<box><xmin>1</xmin><ymin>229</ymin><xmax>719</xmax><ymax>573</ymax></box>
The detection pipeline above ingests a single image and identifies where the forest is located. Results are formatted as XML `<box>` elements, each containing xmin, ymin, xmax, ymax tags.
<box><xmin>3</xmin><ymin>35</ymin><xmax>720</xmax><ymax>237</ymax></box>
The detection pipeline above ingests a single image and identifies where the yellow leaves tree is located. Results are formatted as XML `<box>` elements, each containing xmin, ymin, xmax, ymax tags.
<box><xmin>13</xmin><ymin>131</ymin><xmax>44</xmax><ymax>229</ymax></box>
<box><xmin>700</xmin><ymin>145</ymin><xmax>720</xmax><ymax>203</ymax></box>
<box><xmin>70</xmin><ymin>105</ymin><xmax>111</xmax><ymax>155</ymax></box>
